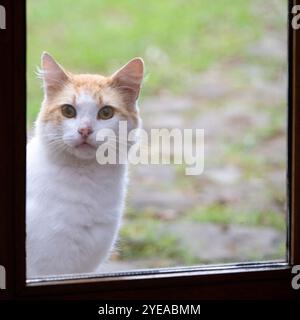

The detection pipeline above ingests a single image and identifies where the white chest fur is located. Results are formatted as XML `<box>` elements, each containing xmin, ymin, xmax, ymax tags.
<box><xmin>26</xmin><ymin>137</ymin><xmax>127</xmax><ymax>278</ymax></box>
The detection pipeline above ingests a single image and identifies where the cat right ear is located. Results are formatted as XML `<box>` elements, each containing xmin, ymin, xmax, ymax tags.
<box><xmin>111</xmin><ymin>58</ymin><xmax>144</xmax><ymax>101</ymax></box>
<box><xmin>39</xmin><ymin>52</ymin><xmax>69</xmax><ymax>98</ymax></box>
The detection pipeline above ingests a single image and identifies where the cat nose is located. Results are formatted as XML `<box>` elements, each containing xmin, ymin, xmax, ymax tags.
<box><xmin>78</xmin><ymin>126</ymin><xmax>93</xmax><ymax>138</ymax></box>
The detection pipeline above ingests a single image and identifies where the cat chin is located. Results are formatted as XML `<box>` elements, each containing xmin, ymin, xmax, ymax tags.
<box><xmin>68</xmin><ymin>147</ymin><xmax>97</xmax><ymax>160</ymax></box>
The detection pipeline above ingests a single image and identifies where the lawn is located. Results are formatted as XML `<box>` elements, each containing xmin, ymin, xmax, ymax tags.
<box><xmin>27</xmin><ymin>0</ymin><xmax>263</xmax><ymax>124</ymax></box>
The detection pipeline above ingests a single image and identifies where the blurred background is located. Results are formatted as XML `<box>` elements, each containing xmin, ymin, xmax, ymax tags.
<box><xmin>27</xmin><ymin>0</ymin><xmax>287</xmax><ymax>271</ymax></box>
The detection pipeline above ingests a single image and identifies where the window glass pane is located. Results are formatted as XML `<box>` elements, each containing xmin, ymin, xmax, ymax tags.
<box><xmin>26</xmin><ymin>0</ymin><xmax>287</xmax><ymax>278</ymax></box>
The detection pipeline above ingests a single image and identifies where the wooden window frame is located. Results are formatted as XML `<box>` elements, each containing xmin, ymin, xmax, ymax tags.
<box><xmin>0</xmin><ymin>0</ymin><xmax>300</xmax><ymax>300</ymax></box>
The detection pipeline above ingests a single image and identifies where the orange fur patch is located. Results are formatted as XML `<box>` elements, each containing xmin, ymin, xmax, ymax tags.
<box><xmin>39</xmin><ymin>72</ymin><xmax>139</xmax><ymax>126</ymax></box>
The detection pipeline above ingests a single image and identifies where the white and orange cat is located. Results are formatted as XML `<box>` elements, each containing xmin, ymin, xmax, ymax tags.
<box><xmin>26</xmin><ymin>53</ymin><xmax>144</xmax><ymax>278</ymax></box>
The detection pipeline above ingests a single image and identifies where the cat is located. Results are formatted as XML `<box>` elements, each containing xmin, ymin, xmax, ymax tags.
<box><xmin>26</xmin><ymin>52</ymin><xmax>144</xmax><ymax>278</ymax></box>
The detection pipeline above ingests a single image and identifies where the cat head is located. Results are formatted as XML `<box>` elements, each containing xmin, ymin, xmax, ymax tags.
<box><xmin>36</xmin><ymin>52</ymin><xmax>144</xmax><ymax>160</ymax></box>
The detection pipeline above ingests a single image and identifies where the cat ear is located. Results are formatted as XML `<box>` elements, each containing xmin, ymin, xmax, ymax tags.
<box><xmin>111</xmin><ymin>58</ymin><xmax>144</xmax><ymax>100</ymax></box>
<box><xmin>40</xmin><ymin>52</ymin><xmax>69</xmax><ymax>98</ymax></box>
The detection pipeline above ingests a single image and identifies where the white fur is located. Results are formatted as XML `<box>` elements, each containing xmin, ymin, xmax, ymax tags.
<box><xmin>26</xmin><ymin>91</ymin><xmax>134</xmax><ymax>278</ymax></box>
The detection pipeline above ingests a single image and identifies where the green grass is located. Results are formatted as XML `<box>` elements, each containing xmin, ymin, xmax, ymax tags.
<box><xmin>27</xmin><ymin>0</ymin><xmax>263</xmax><ymax>124</ymax></box>
<box><xmin>119</xmin><ymin>217</ymin><xmax>197</xmax><ymax>265</ymax></box>
<box><xmin>190</xmin><ymin>204</ymin><xmax>286</xmax><ymax>231</ymax></box>
<box><xmin>120</xmin><ymin>203</ymin><xmax>285</xmax><ymax>263</ymax></box>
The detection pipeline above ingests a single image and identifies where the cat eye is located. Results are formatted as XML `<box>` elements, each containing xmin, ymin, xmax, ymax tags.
<box><xmin>97</xmin><ymin>106</ymin><xmax>114</xmax><ymax>120</ymax></box>
<box><xmin>61</xmin><ymin>104</ymin><xmax>76</xmax><ymax>118</ymax></box>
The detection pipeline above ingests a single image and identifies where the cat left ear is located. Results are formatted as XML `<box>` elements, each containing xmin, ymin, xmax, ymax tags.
<box><xmin>40</xmin><ymin>52</ymin><xmax>69</xmax><ymax>98</ymax></box>
<box><xmin>111</xmin><ymin>58</ymin><xmax>144</xmax><ymax>100</ymax></box>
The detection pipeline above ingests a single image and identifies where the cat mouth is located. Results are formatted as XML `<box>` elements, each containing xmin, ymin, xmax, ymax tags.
<box><xmin>75</xmin><ymin>141</ymin><xmax>95</xmax><ymax>149</ymax></box>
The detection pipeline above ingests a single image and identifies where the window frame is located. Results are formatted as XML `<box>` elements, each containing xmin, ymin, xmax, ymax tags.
<box><xmin>0</xmin><ymin>0</ymin><xmax>300</xmax><ymax>300</ymax></box>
